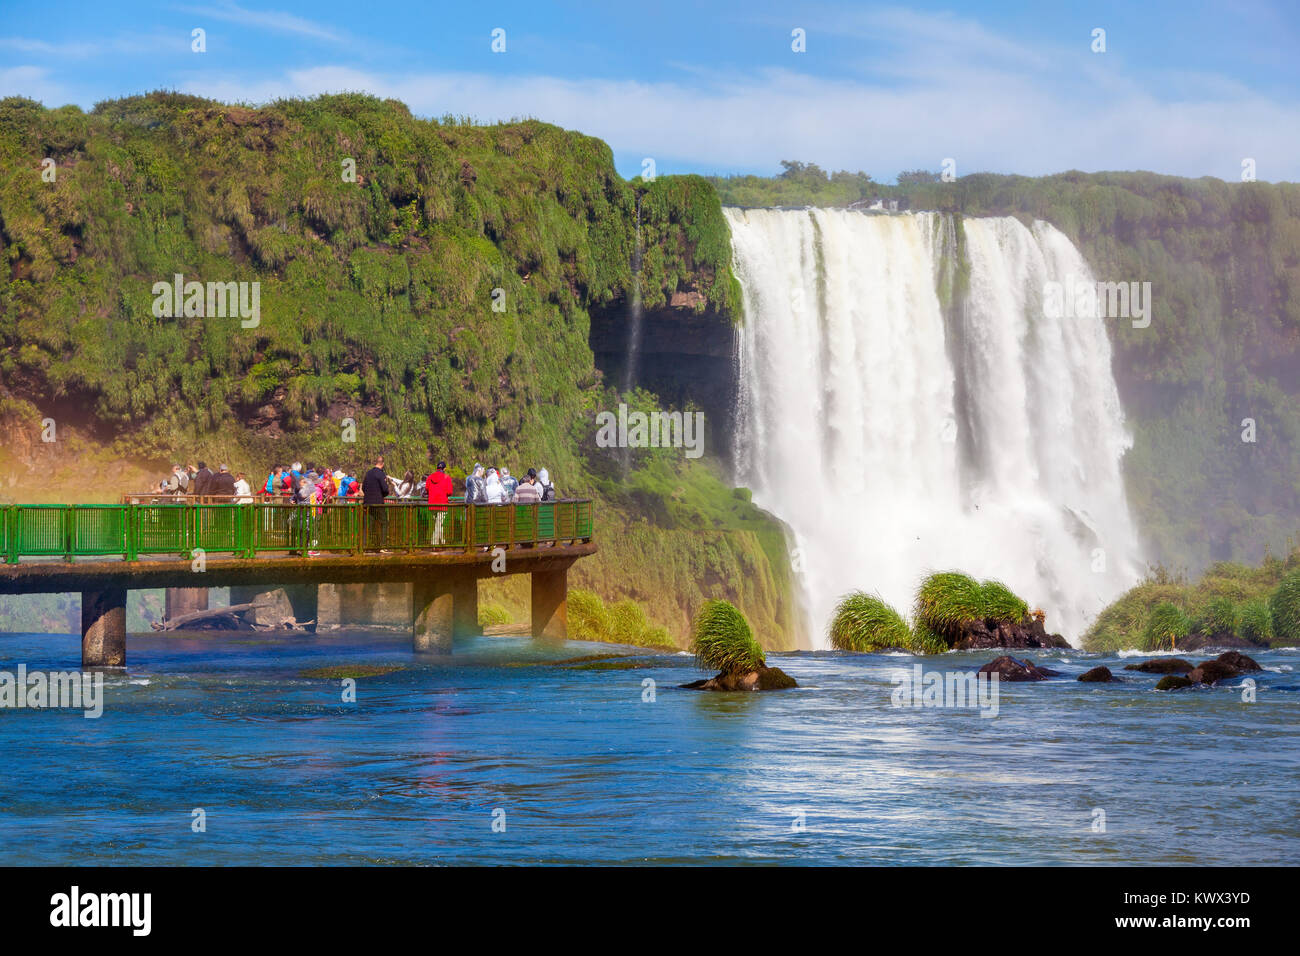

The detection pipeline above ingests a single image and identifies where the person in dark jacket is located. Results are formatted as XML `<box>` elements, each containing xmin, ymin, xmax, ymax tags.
<box><xmin>362</xmin><ymin>455</ymin><xmax>391</xmax><ymax>553</ymax></box>
<box><xmin>192</xmin><ymin>461</ymin><xmax>214</xmax><ymax>497</ymax></box>
<box><xmin>209</xmin><ymin>465</ymin><xmax>237</xmax><ymax>497</ymax></box>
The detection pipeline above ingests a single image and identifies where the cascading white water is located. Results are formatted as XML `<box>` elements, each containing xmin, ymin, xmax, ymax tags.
<box><xmin>727</xmin><ymin>208</ymin><xmax>1143</xmax><ymax>648</ymax></box>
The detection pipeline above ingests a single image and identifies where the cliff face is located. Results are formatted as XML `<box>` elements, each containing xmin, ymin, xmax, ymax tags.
<box><xmin>0</xmin><ymin>92</ymin><xmax>801</xmax><ymax>648</ymax></box>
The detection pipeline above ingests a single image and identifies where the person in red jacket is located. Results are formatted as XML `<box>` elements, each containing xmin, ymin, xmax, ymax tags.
<box><xmin>425</xmin><ymin>460</ymin><xmax>454</xmax><ymax>545</ymax></box>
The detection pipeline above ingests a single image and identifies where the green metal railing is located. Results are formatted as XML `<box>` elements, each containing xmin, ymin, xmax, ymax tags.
<box><xmin>1</xmin><ymin>500</ymin><xmax>594</xmax><ymax>563</ymax></box>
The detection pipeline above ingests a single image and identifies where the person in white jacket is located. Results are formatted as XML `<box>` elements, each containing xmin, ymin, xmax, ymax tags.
<box><xmin>484</xmin><ymin>468</ymin><xmax>504</xmax><ymax>504</ymax></box>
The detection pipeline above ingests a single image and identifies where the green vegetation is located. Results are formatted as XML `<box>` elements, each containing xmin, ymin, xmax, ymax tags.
<box><xmin>830</xmin><ymin>573</ymin><xmax>1031</xmax><ymax>654</ymax></box>
<box><xmin>1194</xmin><ymin>596</ymin><xmax>1239</xmax><ymax>637</ymax></box>
<box><xmin>477</xmin><ymin>603</ymin><xmax>513</xmax><ymax>628</ymax></box>
<box><xmin>914</xmin><ymin>571</ymin><xmax>985</xmax><ymax>639</ymax></box>
<box><xmin>299</xmin><ymin>664</ymin><xmax>405</xmax><ymax>679</ymax></box>
<box><xmin>979</xmin><ymin>580</ymin><xmax>1030</xmax><ymax>623</ymax></box>
<box><xmin>828</xmin><ymin>591</ymin><xmax>912</xmax><ymax>651</ymax></box>
<box><xmin>1084</xmin><ymin>545</ymin><xmax>1300</xmax><ymax>651</ymax></box>
<box><xmin>1238</xmin><ymin>598</ymin><xmax>1274</xmax><ymax>644</ymax></box>
<box><xmin>1142</xmin><ymin>602</ymin><xmax>1191</xmax><ymax>651</ymax></box>
<box><xmin>1269</xmin><ymin>570</ymin><xmax>1300</xmax><ymax>646</ymax></box>
<box><xmin>566</xmin><ymin>589</ymin><xmax>674</xmax><ymax>649</ymax></box>
<box><xmin>828</xmin><ymin>590</ymin><xmax>950</xmax><ymax>655</ymax></box>
<box><xmin>691</xmin><ymin>599</ymin><xmax>765</xmax><ymax>674</ymax></box>
<box><xmin>712</xmin><ymin>163</ymin><xmax>1300</xmax><ymax>576</ymax></box>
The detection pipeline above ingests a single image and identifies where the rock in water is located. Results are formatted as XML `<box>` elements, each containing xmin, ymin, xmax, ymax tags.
<box><xmin>1179</xmin><ymin>632</ymin><xmax>1263</xmax><ymax>652</ymax></box>
<box><xmin>1123</xmin><ymin>658</ymin><xmax>1194</xmax><ymax>674</ymax></box>
<box><xmin>976</xmin><ymin>656</ymin><xmax>1060</xmax><ymax>682</ymax></box>
<box><xmin>1187</xmin><ymin>660</ymin><xmax>1241</xmax><ymax>685</ymax></box>
<box><xmin>952</xmin><ymin>616</ymin><xmax>1069</xmax><ymax>650</ymax></box>
<box><xmin>1156</xmin><ymin>675</ymin><xmax>1195</xmax><ymax>691</ymax></box>
<box><xmin>1078</xmin><ymin>666</ymin><xmax>1120</xmax><ymax>682</ymax></box>
<box><xmin>1215</xmin><ymin>651</ymin><xmax>1261</xmax><ymax>672</ymax></box>
<box><xmin>681</xmin><ymin>666</ymin><xmax>797</xmax><ymax>691</ymax></box>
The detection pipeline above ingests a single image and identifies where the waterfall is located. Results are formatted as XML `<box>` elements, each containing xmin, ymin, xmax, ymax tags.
<box><xmin>727</xmin><ymin>208</ymin><xmax>1143</xmax><ymax>648</ymax></box>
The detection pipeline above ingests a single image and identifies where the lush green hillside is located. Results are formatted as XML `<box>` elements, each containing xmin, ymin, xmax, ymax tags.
<box><xmin>712</xmin><ymin>164</ymin><xmax>1300</xmax><ymax>575</ymax></box>
<box><xmin>0</xmin><ymin>92</ymin><xmax>798</xmax><ymax>648</ymax></box>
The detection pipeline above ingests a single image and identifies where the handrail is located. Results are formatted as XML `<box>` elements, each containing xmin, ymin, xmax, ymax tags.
<box><xmin>1</xmin><ymin>500</ymin><xmax>594</xmax><ymax>564</ymax></box>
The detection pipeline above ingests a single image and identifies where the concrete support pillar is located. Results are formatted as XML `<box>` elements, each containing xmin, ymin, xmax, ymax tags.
<box><xmin>413</xmin><ymin>573</ymin><xmax>478</xmax><ymax>653</ymax></box>
<box><xmin>165</xmin><ymin>587</ymin><xmax>208</xmax><ymax>620</ymax></box>
<box><xmin>531</xmin><ymin>568</ymin><xmax>568</xmax><ymax>640</ymax></box>
<box><xmin>229</xmin><ymin>584</ymin><xmax>318</xmax><ymax>631</ymax></box>
<box><xmin>317</xmin><ymin>584</ymin><xmax>341</xmax><ymax>630</ymax></box>
<box><xmin>82</xmin><ymin>588</ymin><xmax>127</xmax><ymax>667</ymax></box>
<box><xmin>284</xmin><ymin>585</ymin><xmax>318</xmax><ymax>632</ymax></box>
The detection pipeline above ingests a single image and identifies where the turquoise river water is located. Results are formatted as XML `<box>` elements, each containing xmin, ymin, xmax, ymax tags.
<box><xmin>0</xmin><ymin>629</ymin><xmax>1296</xmax><ymax>865</ymax></box>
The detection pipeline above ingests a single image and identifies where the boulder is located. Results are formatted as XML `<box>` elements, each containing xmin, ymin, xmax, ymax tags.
<box><xmin>976</xmin><ymin>656</ymin><xmax>1060</xmax><ymax>682</ymax></box>
<box><xmin>1187</xmin><ymin>660</ymin><xmax>1241</xmax><ymax>685</ymax></box>
<box><xmin>1155</xmin><ymin>675</ymin><xmax>1195</xmax><ymax>691</ymax></box>
<box><xmin>952</xmin><ymin>616</ymin><xmax>1069</xmax><ymax>650</ymax></box>
<box><xmin>1215</xmin><ymin>651</ymin><xmax>1261</xmax><ymax>672</ymax></box>
<box><xmin>1078</xmin><ymin>666</ymin><xmax>1120</xmax><ymax>683</ymax></box>
<box><xmin>1123</xmin><ymin>658</ymin><xmax>1194</xmax><ymax>674</ymax></box>
<box><xmin>1179</xmin><ymin>631</ymin><xmax>1263</xmax><ymax>652</ymax></box>
<box><xmin>682</xmin><ymin>666</ymin><xmax>797</xmax><ymax>691</ymax></box>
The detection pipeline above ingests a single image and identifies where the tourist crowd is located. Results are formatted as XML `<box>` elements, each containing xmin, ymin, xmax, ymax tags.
<box><xmin>153</xmin><ymin>458</ymin><xmax>558</xmax><ymax>507</ymax></box>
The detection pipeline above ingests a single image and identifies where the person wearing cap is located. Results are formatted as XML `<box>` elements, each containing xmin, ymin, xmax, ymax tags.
<box><xmin>209</xmin><ymin>464</ymin><xmax>236</xmax><ymax>497</ymax></box>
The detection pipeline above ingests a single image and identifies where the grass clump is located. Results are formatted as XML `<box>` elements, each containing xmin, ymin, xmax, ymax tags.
<box><xmin>1142</xmin><ymin>602</ymin><xmax>1191</xmax><ymax>651</ymax></box>
<box><xmin>566</xmin><ymin>589</ymin><xmax>674</xmax><ymax>649</ymax></box>
<box><xmin>1238</xmin><ymin>598</ymin><xmax>1273</xmax><ymax>644</ymax></box>
<box><xmin>914</xmin><ymin>571</ymin><xmax>985</xmax><ymax>638</ymax></box>
<box><xmin>829</xmin><ymin>592</ymin><xmax>912</xmax><ymax>651</ymax></box>
<box><xmin>980</xmin><ymin>579</ymin><xmax>1029</xmax><ymax>623</ymax></box>
<box><xmin>1270</xmin><ymin>570</ymin><xmax>1300</xmax><ymax>646</ymax></box>
<box><xmin>478</xmin><ymin>603</ymin><xmax>513</xmax><ymax>628</ymax></box>
<box><xmin>1193</xmin><ymin>596</ymin><xmax>1238</xmax><ymax>637</ymax></box>
<box><xmin>691</xmin><ymin>599</ymin><xmax>765</xmax><ymax>674</ymax></box>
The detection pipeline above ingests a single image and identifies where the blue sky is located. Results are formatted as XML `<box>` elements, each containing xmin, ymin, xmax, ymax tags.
<box><xmin>3</xmin><ymin>0</ymin><xmax>1298</xmax><ymax>181</ymax></box>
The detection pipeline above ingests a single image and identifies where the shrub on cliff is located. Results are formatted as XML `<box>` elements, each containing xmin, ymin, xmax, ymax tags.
<box><xmin>692</xmin><ymin>600</ymin><xmax>765</xmax><ymax>674</ymax></box>
<box><xmin>1143</xmin><ymin>602</ymin><xmax>1191</xmax><ymax>651</ymax></box>
<box><xmin>1269</xmin><ymin>571</ymin><xmax>1300</xmax><ymax>646</ymax></box>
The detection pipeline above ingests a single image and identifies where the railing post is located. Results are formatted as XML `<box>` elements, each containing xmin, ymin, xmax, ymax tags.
<box><xmin>62</xmin><ymin>505</ymin><xmax>73</xmax><ymax>562</ymax></box>
<box><xmin>125</xmin><ymin>503</ymin><xmax>137</xmax><ymax>561</ymax></box>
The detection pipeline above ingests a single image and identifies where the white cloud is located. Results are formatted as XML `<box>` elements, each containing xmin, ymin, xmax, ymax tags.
<box><xmin>178</xmin><ymin>59</ymin><xmax>1300</xmax><ymax>181</ymax></box>
<box><xmin>176</xmin><ymin>3</ymin><xmax>345</xmax><ymax>43</ymax></box>
<box><xmin>0</xmin><ymin>66</ymin><xmax>73</xmax><ymax>105</ymax></box>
